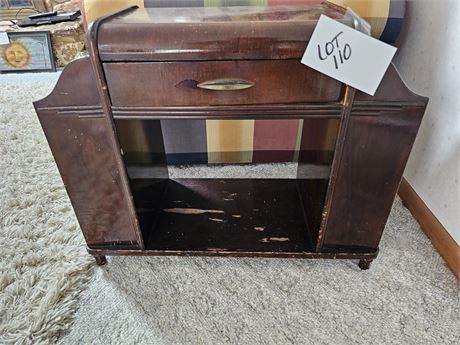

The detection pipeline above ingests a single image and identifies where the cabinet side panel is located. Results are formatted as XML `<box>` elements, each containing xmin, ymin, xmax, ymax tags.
<box><xmin>37</xmin><ymin>111</ymin><xmax>141</xmax><ymax>248</ymax></box>
<box><xmin>34</xmin><ymin>58</ymin><xmax>101</xmax><ymax>108</ymax></box>
<box><xmin>34</xmin><ymin>58</ymin><xmax>142</xmax><ymax>248</ymax></box>
<box><xmin>322</xmin><ymin>108</ymin><xmax>424</xmax><ymax>250</ymax></box>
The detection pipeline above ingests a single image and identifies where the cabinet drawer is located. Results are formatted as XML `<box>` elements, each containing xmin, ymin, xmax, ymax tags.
<box><xmin>104</xmin><ymin>60</ymin><xmax>342</xmax><ymax>107</ymax></box>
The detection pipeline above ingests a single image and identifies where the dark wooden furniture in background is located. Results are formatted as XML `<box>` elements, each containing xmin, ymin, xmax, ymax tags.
<box><xmin>34</xmin><ymin>3</ymin><xmax>428</xmax><ymax>269</ymax></box>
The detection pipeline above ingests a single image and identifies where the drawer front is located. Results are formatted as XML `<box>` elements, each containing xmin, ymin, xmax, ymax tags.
<box><xmin>104</xmin><ymin>60</ymin><xmax>342</xmax><ymax>107</ymax></box>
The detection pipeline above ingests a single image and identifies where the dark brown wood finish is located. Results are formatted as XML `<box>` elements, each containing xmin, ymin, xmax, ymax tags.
<box><xmin>321</xmin><ymin>107</ymin><xmax>425</xmax><ymax>250</ymax></box>
<box><xmin>111</xmin><ymin>104</ymin><xmax>344</xmax><ymax>120</ymax></box>
<box><xmin>319</xmin><ymin>67</ymin><xmax>427</xmax><ymax>251</ymax></box>
<box><xmin>315</xmin><ymin>86</ymin><xmax>356</xmax><ymax>251</ymax></box>
<box><xmin>33</xmin><ymin>58</ymin><xmax>143</xmax><ymax>247</ymax></box>
<box><xmin>34</xmin><ymin>4</ymin><xmax>428</xmax><ymax>268</ymax></box>
<box><xmin>94</xmin><ymin>254</ymin><xmax>107</xmax><ymax>266</ymax></box>
<box><xmin>136</xmin><ymin>178</ymin><xmax>315</xmax><ymax>253</ymax></box>
<box><xmin>97</xmin><ymin>3</ymin><xmax>349</xmax><ymax>61</ymax></box>
<box><xmin>87</xmin><ymin>248</ymin><xmax>378</xmax><ymax>260</ymax></box>
<box><xmin>104</xmin><ymin>61</ymin><xmax>343</xmax><ymax>107</ymax></box>
<box><xmin>86</xmin><ymin>5</ymin><xmax>148</xmax><ymax>249</ymax></box>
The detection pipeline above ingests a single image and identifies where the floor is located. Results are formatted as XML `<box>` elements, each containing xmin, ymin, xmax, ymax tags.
<box><xmin>1</xmin><ymin>72</ymin><xmax>94</xmax><ymax>345</ymax></box>
<box><xmin>0</xmin><ymin>72</ymin><xmax>459</xmax><ymax>345</ymax></box>
<box><xmin>57</xmin><ymin>197</ymin><xmax>460</xmax><ymax>345</ymax></box>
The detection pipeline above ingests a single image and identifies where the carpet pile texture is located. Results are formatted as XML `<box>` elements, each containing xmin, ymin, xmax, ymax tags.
<box><xmin>0</xmin><ymin>73</ymin><xmax>458</xmax><ymax>345</ymax></box>
<box><xmin>0</xmin><ymin>73</ymin><xmax>93</xmax><ymax>344</ymax></box>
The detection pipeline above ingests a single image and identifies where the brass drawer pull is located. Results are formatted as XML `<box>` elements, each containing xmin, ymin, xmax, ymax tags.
<box><xmin>197</xmin><ymin>78</ymin><xmax>255</xmax><ymax>91</ymax></box>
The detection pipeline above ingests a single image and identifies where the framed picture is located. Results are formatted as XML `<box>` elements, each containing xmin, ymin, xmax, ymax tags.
<box><xmin>0</xmin><ymin>31</ymin><xmax>56</xmax><ymax>73</ymax></box>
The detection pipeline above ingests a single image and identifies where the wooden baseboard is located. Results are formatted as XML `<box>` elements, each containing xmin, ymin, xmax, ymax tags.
<box><xmin>398</xmin><ymin>178</ymin><xmax>460</xmax><ymax>279</ymax></box>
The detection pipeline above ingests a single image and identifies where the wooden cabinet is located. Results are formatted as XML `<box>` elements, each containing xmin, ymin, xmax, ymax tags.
<box><xmin>34</xmin><ymin>3</ymin><xmax>427</xmax><ymax>270</ymax></box>
<box><xmin>104</xmin><ymin>61</ymin><xmax>343</xmax><ymax>106</ymax></box>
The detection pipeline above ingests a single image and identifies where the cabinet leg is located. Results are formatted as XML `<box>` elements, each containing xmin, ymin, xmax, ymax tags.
<box><xmin>358</xmin><ymin>258</ymin><xmax>373</xmax><ymax>270</ymax></box>
<box><xmin>93</xmin><ymin>254</ymin><xmax>107</xmax><ymax>266</ymax></box>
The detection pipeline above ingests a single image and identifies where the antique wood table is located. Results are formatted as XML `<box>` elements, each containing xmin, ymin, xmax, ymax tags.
<box><xmin>34</xmin><ymin>2</ymin><xmax>428</xmax><ymax>269</ymax></box>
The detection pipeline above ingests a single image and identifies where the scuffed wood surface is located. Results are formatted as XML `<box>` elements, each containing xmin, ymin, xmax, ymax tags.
<box><xmin>163</xmin><ymin>208</ymin><xmax>225</xmax><ymax>215</ymax></box>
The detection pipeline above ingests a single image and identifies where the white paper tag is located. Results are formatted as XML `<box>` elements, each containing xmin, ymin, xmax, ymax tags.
<box><xmin>301</xmin><ymin>15</ymin><xmax>397</xmax><ymax>96</ymax></box>
<box><xmin>0</xmin><ymin>32</ymin><xmax>10</xmax><ymax>45</ymax></box>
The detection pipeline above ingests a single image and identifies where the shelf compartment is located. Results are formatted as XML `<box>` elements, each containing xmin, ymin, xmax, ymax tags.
<box><xmin>130</xmin><ymin>178</ymin><xmax>328</xmax><ymax>254</ymax></box>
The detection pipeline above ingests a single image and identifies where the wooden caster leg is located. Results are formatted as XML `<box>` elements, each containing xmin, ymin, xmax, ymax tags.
<box><xmin>93</xmin><ymin>254</ymin><xmax>107</xmax><ymax>266</ymax></box>
<box><xmin>358</xmin><ymin>258</ymin><xmax>373</xmax><ymax>270</ymax></box>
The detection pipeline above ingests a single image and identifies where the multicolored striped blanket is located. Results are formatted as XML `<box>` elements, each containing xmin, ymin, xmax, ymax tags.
<box><xmin>83</xmin><ymin>0</ymin><xmax>406</xmax><ymax>164</ymax></box>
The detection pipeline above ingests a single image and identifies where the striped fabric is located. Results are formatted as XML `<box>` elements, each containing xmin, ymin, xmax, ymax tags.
<box><xmin>330</xmin><ymin>0</ymin><xmax>406</xmax><ymax>43</ymax></box>
<box><xmin>83</xmin><ymin>0</ymin><xmax>405</xmax><ymax>43</ymax></box>
<box><xmin>83</xmin><ymin>0</ymin><xmax>406</xmax><ymax>165</ymax></box>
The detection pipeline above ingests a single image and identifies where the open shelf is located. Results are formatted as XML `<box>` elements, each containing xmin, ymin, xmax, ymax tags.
<box><xmin>117</xmin><ymin>117</ymin><xmax>338</xmax><ymax>255</ymax></box>
<box><xmin>130</xmin><ymin>178</ymin><xmax>328</xmax><ymax>254</ymax></box>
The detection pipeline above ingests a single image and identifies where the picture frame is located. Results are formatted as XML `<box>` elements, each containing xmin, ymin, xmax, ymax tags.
<box><xmin>0</xmin><ymin>30</ymin><xmax>56</xmax><ymax>73</ymax></box>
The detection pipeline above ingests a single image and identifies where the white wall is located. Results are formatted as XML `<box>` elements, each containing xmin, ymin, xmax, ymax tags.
<box><xmin>393</xmin><ymin>0</ymin><xmax>460</xmax><ymax>244</ymax></box>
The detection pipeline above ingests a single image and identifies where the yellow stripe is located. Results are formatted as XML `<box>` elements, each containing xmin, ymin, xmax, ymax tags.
<box><xmin>117</xmin><ymin>120</ymin><xmax>152</xmax><ymax>163</ymax></box>
<box><xmin>329</xmin><ymin>0</ymin><xmax>390</xmax><ymax>38</ymax></box>
<box><xmin>207</xmin><ymin>120</ymin><xmax>254</xmax><ymax>163</ymax></box>
<box><xmin>83</xmin><ymin>0</ymin><xmax>144</xmax><ymax>24</ymax></box>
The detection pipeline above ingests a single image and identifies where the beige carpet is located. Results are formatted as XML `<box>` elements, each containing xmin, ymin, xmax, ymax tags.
<box><xmin>0</xmin><ymin>73</ymin><xmax>93</xmax><ymax>344</ymax></box>
<box><xmin>58</xmin><ymin>197</ymin><xmax>460</xmax><ymax>345</ymax></box>
<box><xmin>1</xmin><ymin>73</ymin><xmax>459</xmax><ymax>345</ymax></box>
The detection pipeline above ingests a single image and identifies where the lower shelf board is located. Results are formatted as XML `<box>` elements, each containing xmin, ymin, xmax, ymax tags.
<box><xmin>131</xmin><ymin>178</ymin><xmax>321</xmax><ymax>253</ymax></box>
<box><xmin>87</xmin><ymin>247</ymin><xmax>379</xmax><ymax>259</ymax></box>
